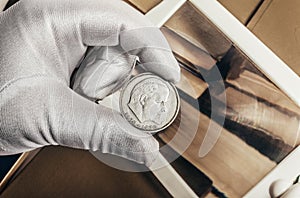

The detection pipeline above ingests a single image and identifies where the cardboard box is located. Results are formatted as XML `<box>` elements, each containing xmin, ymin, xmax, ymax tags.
<box><xmin>217</xmin><ymin>0</ymin><xmax>261</xmax><ymax>24</ymax></box>
<box><xmin>249</xmin><ymin>0</ymin><xmax>300</xmax><ymax>76</ymax></box>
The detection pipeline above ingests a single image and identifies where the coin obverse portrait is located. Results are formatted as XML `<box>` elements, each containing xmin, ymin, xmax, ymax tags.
<box><xmin>127</xmin><ymin>78</ymin><xmax>170</xmax><ymax>125</ymax></box>
<box><xmin>120</xmin><ymin>73</ymin><xmax>180</xmax><ymax>133</ymax></box>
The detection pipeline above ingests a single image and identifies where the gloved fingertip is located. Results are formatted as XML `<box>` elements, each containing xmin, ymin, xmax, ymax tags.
<box><xmin>170</xmin><ymin>66</ymin><xmax>181</xmax><ymax>84</ymax></box>
<box><xmin>138</xmin><ymin>136</ymin><xmax>160</xmax><ymax>167</ymax></box>
<box><xmin>162</xmin><ymin>62</ymin><xmax>181</xmax><ymax>84</ymax></box>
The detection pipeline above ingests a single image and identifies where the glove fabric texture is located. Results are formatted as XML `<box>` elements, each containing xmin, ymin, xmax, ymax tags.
<box><xmin>0</xmin><ymin>0</ymin><xmax>180</xmax><ymax>167</ymax></box>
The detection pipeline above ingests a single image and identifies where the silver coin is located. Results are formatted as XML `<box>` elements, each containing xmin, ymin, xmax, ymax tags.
<box><xmin>120</xmin><ymin>73</ymin><xmax>180</xmax><ymax>133</ymax></box>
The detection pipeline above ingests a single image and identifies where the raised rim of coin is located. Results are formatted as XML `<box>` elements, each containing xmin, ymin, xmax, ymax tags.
<box><xmin>119</xmin><ymin>72</ymin><xmax>180</xmax><ymax>133</ymax></box>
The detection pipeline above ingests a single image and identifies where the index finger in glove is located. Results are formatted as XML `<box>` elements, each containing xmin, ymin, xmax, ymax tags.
<box><xmin>73</xmin><ymin>0</ymin><xmax>181</xmax><ymax>83</ymax></box>
<box><xmin>77</xmin><ymin>0</ymin><xmax>181</xmax><ymax>83</ymax></box>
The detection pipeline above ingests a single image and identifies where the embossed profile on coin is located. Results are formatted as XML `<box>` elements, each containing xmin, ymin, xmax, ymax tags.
<box><xmin>128</xmin><ymin>78</ymin><xmax>169</xmax><ymax>125</ymax></box>
<box><xmin>120</xmin><ymin>73</ymin><xmax>180</xmax><ymax>133</ymax></box>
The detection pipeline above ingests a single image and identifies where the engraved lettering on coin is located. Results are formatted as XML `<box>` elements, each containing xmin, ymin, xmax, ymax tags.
<box><xmin>120</xmin><ymin>73</ymin><xmax>180</xmax><ymax>133</ymax></box>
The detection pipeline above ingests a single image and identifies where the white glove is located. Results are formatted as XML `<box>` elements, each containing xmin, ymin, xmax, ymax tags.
<box><xmin>0</xmin><ymin>0</ymin><xmax>180</xmax><ymax>167</ymax></box>
<box><xmin>72</xmin><ymin>45</ymin><xmax>138</xmax><ymax>101</ymax></box>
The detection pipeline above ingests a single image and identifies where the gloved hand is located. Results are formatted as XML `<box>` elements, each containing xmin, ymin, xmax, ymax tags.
<box><xmin>0</xmin><ymin>0</ymin><xmax>180</xmax><ymax>167</ymax></box>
